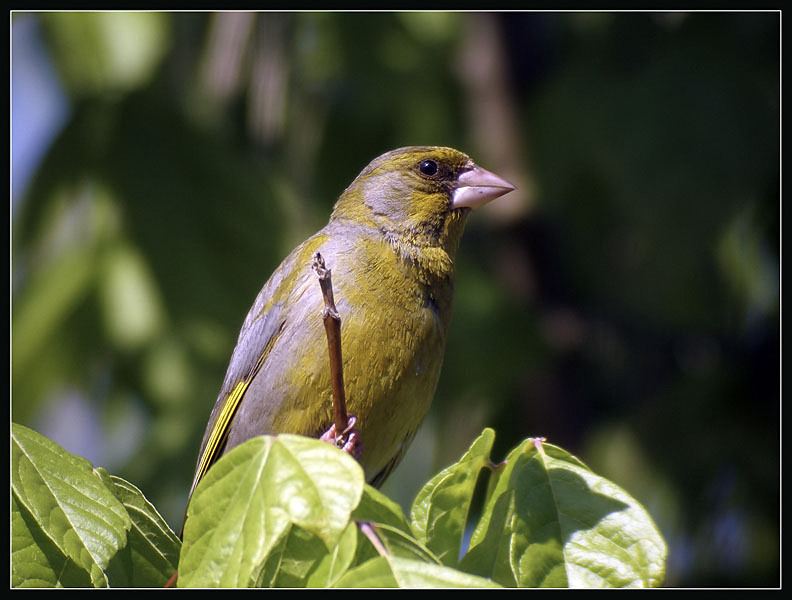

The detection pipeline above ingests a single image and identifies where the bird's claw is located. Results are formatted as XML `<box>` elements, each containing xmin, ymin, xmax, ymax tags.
<box><xmin>320</xmin><ymin>415</ymin><xmax>362</xmax><ymax>459</ymax></box>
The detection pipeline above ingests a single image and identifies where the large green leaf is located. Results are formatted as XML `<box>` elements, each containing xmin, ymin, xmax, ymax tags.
<box><xmin>11</xmin><ymin>423</ymin><xmax>132</xmax><ymax>587</ymax></box>
<box><xmin>410</xmin><ymin>427</ymin><xmax>494</xmax><ymax>566</ymax></box>
<box><xmin>460</xmin><ymin>437</ymin><xmax>667</xmax><ymax>587</ymax></box>
<box><xmin>178</xmin><ymin>434</ymin><xmax>365</xmax><ymax>587</ymax></box>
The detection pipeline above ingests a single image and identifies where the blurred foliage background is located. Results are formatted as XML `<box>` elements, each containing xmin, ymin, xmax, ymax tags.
<box><xmin>11</xmin><ymin>11</ymin><xmax>779</xmax><ymax>587</ymax></box>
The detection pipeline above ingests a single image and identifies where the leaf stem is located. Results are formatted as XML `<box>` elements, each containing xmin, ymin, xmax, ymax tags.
<box><xmin>357</xmin><ymin>521</ymin><xmax>389</xmax><ymax>558</ymax></box>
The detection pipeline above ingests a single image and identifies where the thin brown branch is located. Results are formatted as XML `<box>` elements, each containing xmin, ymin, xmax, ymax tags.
<box><xmin>312</xmin><ymin>252</ymin><xmax>349</xmax><ymax>442</ymax></box>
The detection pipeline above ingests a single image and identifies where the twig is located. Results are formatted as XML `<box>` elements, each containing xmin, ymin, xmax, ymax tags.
<box><xmin>164</xmin><ymin>571</ymin><xmax>178</xmax><ymax>588</ymax></box>
<box><xmin>311</xmin><ymin>252</ymin><xmax>349</xmax><ymax>442</ymax></box>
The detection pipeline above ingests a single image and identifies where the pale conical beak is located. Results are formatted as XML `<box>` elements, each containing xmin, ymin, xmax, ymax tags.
<box><xmin>452</xmin><ymin>164</ymin><xmax>517</xmax><ymax>210</ymax></box>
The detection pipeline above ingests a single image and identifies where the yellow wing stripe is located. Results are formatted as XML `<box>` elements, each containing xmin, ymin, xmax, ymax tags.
<box><xmin>191</xmin><ymin>381</ymin><xmax>248</xmax><ymax>492</ymax></box>
<box><xmin>189</xmin><ymin>352</ymin><xmax>268</xmax><ymax>498</ymax></box>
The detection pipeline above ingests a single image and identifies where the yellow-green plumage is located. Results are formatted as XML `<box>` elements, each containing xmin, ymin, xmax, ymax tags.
<box><xmin>189</xmin><ymin>146</ymin><xmax>515</xmax><ymax>500</ymax></box>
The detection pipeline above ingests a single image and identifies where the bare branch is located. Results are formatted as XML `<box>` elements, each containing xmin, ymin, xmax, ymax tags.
<box><xmin>312</xmin><ymin>252</ymin><xmax>349</xmax><ymax>443</ymax></box>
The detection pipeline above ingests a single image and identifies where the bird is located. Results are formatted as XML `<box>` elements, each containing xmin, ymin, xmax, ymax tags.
<box><xmin>188</xmin><ymin>146</ymin><xmax>516</xmax><ymax>503</ymax></box>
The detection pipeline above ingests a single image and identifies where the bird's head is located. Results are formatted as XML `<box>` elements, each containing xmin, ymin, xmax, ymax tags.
<box><xmin>331</xmin><ymin>146</ymin><xmax>515</xmax><ymax>251</ymax></box>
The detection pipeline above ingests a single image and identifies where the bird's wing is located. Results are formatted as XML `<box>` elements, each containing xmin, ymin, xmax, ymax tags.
<box><xmin>187</xmin><ymin>234</ymin><xmax>327</xmax><ymax>501</ymax></box>
<box><xmin>188</xmin><ymin>298</ymin><xmax>286</xmax><ymax>499</ymax></box>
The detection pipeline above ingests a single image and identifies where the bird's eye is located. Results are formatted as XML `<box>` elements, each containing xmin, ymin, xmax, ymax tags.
<box><xmin>418</xmin><ymin>159</ymin><xmax>439</xmax><ymax>177</ymax></box>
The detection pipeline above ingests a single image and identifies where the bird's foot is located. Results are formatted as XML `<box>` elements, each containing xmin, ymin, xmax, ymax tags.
<box><xmin>320</xmin><ymin>415</ymin><xmax>362</xmax><ymax>459</ymax></box>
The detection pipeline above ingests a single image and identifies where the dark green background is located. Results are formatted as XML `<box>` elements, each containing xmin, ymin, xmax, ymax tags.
<box><xmin>11</xmin><ymin>12</ymin><xmax>779</xmax><ymax>587</ymax></box>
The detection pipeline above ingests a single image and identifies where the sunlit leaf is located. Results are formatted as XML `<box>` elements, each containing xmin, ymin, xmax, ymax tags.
<box><xmin>334</xmin><ymin>556</ymin><xmax>499</xmax><ymax>588</ymax></box>
<box><xmin>461</xmin><ymin>438</ymin><xmax>667</xmax><ymax>588</ymax></box>
<box><xmin>11</xmin><ymin>424</ymin><xmax>131</xmax><ymax>588</ymax></box>
<box><xmin>178</xmin><ymin>434</ymin><xmax>365</xmax><ymax>587</ymax></box>
<box><xmin>11</xmin><ymin>494</ymin><xmax>93</xmax><ymax>588</ymax></box>
<box><xmin>410</xmin><ymin>427</ymin><xmax>494</xmax><ymax>566</ymax></box>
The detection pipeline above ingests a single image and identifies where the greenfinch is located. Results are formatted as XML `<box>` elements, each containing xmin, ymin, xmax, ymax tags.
<box><xmin>189</xmin><ymin>146</ymin><xmax>515</xmax><ymax>501</ymax></box>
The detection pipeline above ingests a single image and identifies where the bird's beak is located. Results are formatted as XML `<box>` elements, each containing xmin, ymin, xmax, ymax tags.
<box><xmin>452</xmin><ymin>164</ymin><xmax>517</xmax><ymax>210</ymax></box>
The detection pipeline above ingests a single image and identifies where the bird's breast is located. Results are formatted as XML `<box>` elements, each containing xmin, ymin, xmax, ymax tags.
<box><xmin>231</xmin><ymin>232</ymin><xmax>455</xmax><ymax>483</ymax></box>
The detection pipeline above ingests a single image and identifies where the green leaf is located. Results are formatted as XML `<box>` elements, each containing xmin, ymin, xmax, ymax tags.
<box><xmin>333</xmin><ymin>556</ymin><xmax>399</xmax><ymax>588</ymax></box>
<box><xmin>98</xmin><ymin>471</ymin><xmax>181</xmax><ymax>587</ymax></box>
<box><xmin>352</xmin><ymin>484</ymin><xmax>412</xmax><ymax>534</ymax></box>
<box><xmin>387</xmin><ymin>556</ymin><xmax>501</xmax><ymax>588</ymax></box>
<box><xmin>410</xmin><ymin>427</ymin><xmax>494</xmax><ymax>566</ymax></box>
<box><xmin>259</xmin><ymin>518</ymin><xmax>438</xmax><ymax>588</ymax></box>
<box><xmin>11</xmin><ymin>423</ymin><xmax>132</xmax><ymax>588</ymax></box>
<box><xmin>333</xmin><ymin>556</ymin><xmax>499</xmax><ymax>588</ymax></box>
<box><xmin>178</xmin><ymin>434</ymin><xmax>366</xmax><ymax>588</ymax></box>
<box><xmin>334</xmin><ymin>519</ymin><xmax>499</xmax><ymax>588</ymax></box>
<box><xmin>361</xmin><ymin>522</ymin><xmax>439</xmax><ymax>563</ymax></box>
<box><xmin>304</xmin><ymin>522</ymin><xmax>360</xmax><ymax>587</ymax></box>
<box><xmin>11</xmin><ymin>493</ymin><xmax>93</xmax><ymax>588</ymax></box>
<box><xmin>460</xmin><ymin>438</ymin><xmax>667</xmax><ymax>588</ymax></box>
<box><xmin>256</xmin><ymin>525</ymin><xmax>333</xmax><ymax>587</ymax></box>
